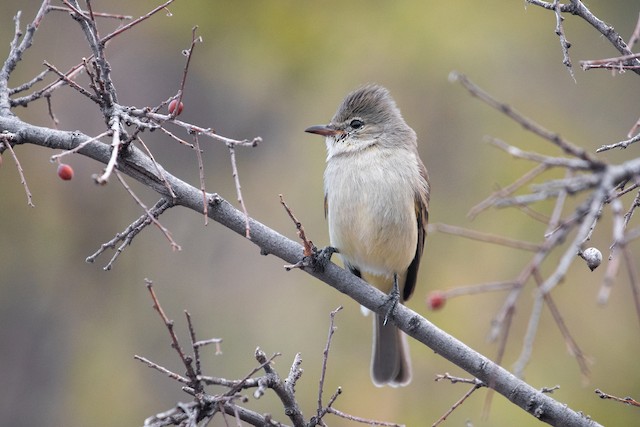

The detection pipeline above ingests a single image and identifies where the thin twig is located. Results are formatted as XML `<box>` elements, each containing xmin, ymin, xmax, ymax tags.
<box><xmin>595</xmin><ymin>389</ymin><xmax>640</xmax><ymax>407</ymax></box>
<box><xmin>552</xmin><ymin>0</ymin><xmax>575</xmax><ymax>81</ymax></box>
<box><xmin>50</xmin><ymin>130</ymin><xmax>110</xmax><ymax>161</ymax></box>
<box><xmin>527</xmin><ymin>0</ymin><xmax>639</xmax><ymax>75</ymax></box>
<box><xmin>192</xmin><ymin>133</ymin><xmax>208</xmax><ymax>225</ymax></box>
<box><xmin>158</xmin><ymin>125</ymin><xmax>194</xmax><ymax>147</ymax></box>
<box><xmin>596</xmin><ymin>132</ymin><xmax>640</xmax><ymax>152</ymax></box>
<box><xmin>94</xmin><ymin>114</ymin><xmax>122</xmax><ymax>184</ymax></box>
<box><xmin>622</xmin><ymin>245</ymin><xmax>640</xmax><ymax>329</ymax></box>
<box><xmin>134</xmin><ymin>354</ymin><xmax>190</xmax><ymax>384</ymax></box>
<box><xmin>100</xmin><ymin>0</ymin><xmax>176</xmax><ymax>44</ymax></box>
<box><xmin>134</xmin><ymin>136</ymin><xmax>177</xmax><ymax>200</ymax></box>
<box><xmin>449</xmin><ymin>71</ymin><xmax>603</xmax><ymax>164</ymax></box>
<box><xmin>433</xmin><ymin>374</ymin><xmax>485</xmax><ymax>427</ymax></box>
<box><xmin>436</xmin><ymin>281</ymin><xmax>519</xmax><ymax>300</ymax></box>
<box><xmin>428</xmin><ymin>223</ymin><xmax>542</xmax><ymax>252</ymax></box>
<box><xmin>628</xmin><ymin>12</ymin><xmax>640</xmax><ymax>50</ymax></box>
<box><xmin>513</xmin><ymin>289</ymin><xmax>544</xmax><ymax>379</ymax></box>
<box><xmin>0</xmin><ymin>1</ymin><xmax>49</xmax><ymax>82</ymax></box>
<box><xmin>44</xmin><ymin>94</ymin><xmax>59</xmax><ymax>128</ymax></box>
<box><xmin>169</xmin><ymin>26</ymin><xmax>201</xmax><ymax>120</ymax></box>
<box><xmin>144</xmin><ymin>280</ymin><xmax>198</xmax><ymax>384</ymax></box>
<box><xmin>325</xmin><ymin>407</ymin><xmax>403</xmax><ymax>427</ymax></box>
<box><xmin>184</xmin><ymin>311</ymin><xmax>202</xmax><ymax>380</ymax></box>
<box><xmin>48</xmin><ymin>5</ymin><xmax>132</xmax><ymax>20</ymax></box>
<box><xmin>316</xmin><ymin>306</ymin><xmax>343</xmax><ymax>423</ymax></box>
<box><xmin>486</xmin><ymin>136</ymin><xmax>591</xmax><ymax>169</ymax></box>
<box><xmin>115</xmin><ymin>170</ymin><xmax>180</xmax><ymax>251</ymax></box>
<box><xmin>43</xmin><ymin>60</ymin><xmax>101</xmax><ymax>103</ymax></box>
<box><xmin>2</xmin><ymin>134</ymin><xmax>34</xmax><ymax>207</ymax></box>
<box><xmin>9</xmin><ymin>69</ymin><xmax>49</xmax><ymax>96</ymax></box>
<box><xmin>228</xmin><ymin>142</ymin><xmax>251</xmax><ymax>238</ymax></box>
<box><xmin>280</xmin><ymin>194</ymin><xmax>315</xmax><ymax>256</ymax></box>
<box><xmin>85</xmin><ymin>198</ymin><xmax>174</xmax><ymax>269</ymax></box>
<box><xmin>541</xmin><ymin>286</ymin><xmax>591</xmax><ymax>381</ymax></box>
<box><xmin>468</xmin><ymin>163</ymin><xmax>548</xmax><ymax>219</ymax></box>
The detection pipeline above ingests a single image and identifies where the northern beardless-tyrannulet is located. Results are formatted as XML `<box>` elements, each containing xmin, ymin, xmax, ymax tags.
<box><xmin>305</xmin><ymin>84</ymin><xmax>430</xmax><ymax>387</ymax></box>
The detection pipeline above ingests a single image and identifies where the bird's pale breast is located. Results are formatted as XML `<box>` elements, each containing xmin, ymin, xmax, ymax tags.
<box><xmin>324</xmin><ymin>147</ymin><xmax>418</xmax><ymax>282</ymax></box>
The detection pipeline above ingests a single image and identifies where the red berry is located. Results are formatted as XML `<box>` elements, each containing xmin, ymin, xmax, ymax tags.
<box><xmin>57</xmin><ymin>163</ymin><xmax>74</xmax><ymax>180</ymax></box>
<box><xmin>427</xmin><ymin>291</ymin><xmax>446</xmax><ymax>311</ymax></box>
<box><xmin>168</xmin><ymin>99</ymin><xmax>184</xmax><ymax>116</ymax></box>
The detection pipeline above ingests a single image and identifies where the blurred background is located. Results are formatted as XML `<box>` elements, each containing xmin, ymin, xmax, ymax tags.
<box><xmin>1</xmin><ymin>1</ymin><xmax>640</xmax><ymax>426</ymax></box>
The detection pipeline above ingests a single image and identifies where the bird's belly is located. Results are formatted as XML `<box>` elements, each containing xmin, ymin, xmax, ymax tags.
<box><xmin>327</xmin><ymin>183</ymin><xmax>417</xmax><ymax>278</ymax></box>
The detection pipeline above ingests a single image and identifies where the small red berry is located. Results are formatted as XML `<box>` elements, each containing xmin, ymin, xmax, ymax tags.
<box><xmin>427</xmin><ymin>291</ymin><xmax>446</xmax><ymax>311</ymax></box>
<box><xmin>168</xmin><ymin>99</ymin><xmax>184</xmax><ymax>116</ymax></box>
<box><xmin>57</xmin><ymin>163</ymin><xmax>74</xmax><ymax>181</ymax></box>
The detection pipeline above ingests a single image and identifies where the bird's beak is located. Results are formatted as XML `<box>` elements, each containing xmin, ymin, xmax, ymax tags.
<box><xmin>305</xmin><ymin>124</ymin><xmax>343</xmax><ymax>137</ymax></box>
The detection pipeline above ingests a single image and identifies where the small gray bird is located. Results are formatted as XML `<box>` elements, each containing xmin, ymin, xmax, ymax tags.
<box><xmin>305</xmin><ymin>84</ymin><xmax>430</xmax><ymax>387</ymax></box>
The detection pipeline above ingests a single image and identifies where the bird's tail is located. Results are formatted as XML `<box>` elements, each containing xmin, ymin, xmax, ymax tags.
<box><xmin>371</xmin><ymin>313</ymin><xmax>412</xmax><ymax>387</ymax></box>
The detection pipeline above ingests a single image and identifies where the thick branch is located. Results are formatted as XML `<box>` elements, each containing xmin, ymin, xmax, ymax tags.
<box><xmin>0</xmin><ymin>114</ymin><xmax>599</xmax><ymax>427</ymax></box>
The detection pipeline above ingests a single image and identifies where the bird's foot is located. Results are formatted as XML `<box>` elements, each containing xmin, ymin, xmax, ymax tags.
<box><xmin>382</xmin><ymin>274</ymin><xmax>401</xmax><ymax>326</ymax></box>
<box><xmin>284</xmin><ymin>245</ymin><xmax>338</xmax><ymax>273</ymax></box>
<box><xmin>311</xmin><ymin>245</ymin><xmax>338</xmax><ymax>272</ymax></box>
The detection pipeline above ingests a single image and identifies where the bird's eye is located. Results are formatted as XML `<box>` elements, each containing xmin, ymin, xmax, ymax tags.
<box><xmin>349</xmin><ymin>119</ymin><xmax>364</xmax><ymax>130</ymax></box>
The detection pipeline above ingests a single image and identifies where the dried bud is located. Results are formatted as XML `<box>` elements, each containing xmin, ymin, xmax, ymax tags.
<box><xmin>580</xmin><ymin>247</ymin><xmax>602</xmax><ymax>271</ymax></box>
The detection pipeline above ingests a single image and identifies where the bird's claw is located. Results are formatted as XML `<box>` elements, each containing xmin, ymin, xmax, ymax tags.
<box><xmin>285</xmin><ymin>245</ymin><xmax>338</xmax><ymax>272</ymax></box>
<box><xmin>382</xmin><ymin>274</ymin><xmax>401</xmax><ymax>326</ymax></box>
<box><xmin>311</xmin><ymin>245</ymin><xmax>338</xmax><ymax>272</ymax></box>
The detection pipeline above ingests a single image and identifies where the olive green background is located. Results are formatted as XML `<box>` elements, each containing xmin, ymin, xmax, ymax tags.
<box><xmin>1</xmin><ymin>1</ymin><xmax>639</xmax><ymax>426</ymax></box>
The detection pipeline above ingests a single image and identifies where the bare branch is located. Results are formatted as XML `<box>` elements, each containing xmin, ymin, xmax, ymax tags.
<box><xmin>468</xmin><ymin>163</ymin><xmax>549</xmax><ymax>219</ymax></box>
<box><xmin>551</xmin><ymin>0</ymin><xmax>575</xmax><ymax>80</ymax></box>
<box><xmin>3</xmin><ymin>1</ymin><xmax>632</xmax><ymax>425</ymax></box>
<box><xmin>429</xmin><ymin>222</ymin><xmax>542</xmax><ymax>252</ymax></box>
<box><xmin>115</xmin><ymin>171</ymin><xmax>180</xmax><ymax>250</ymax></box>
<box><xmin>449</xmin><ymin>71</ymin><xmax>603</xmax><ymax>164</ymax></box>
<box><xmin>433</xmin><ymin>374</ymin><xmax>485</xmax><ymax>427</ymax></box>
<box><xmin>315</xmin><ymin>306</ymin><xmax>343</xmax><ymax>424</ymax></box>
<box><xmin>595</xmin><ymin>389</ymin><xmax>640</xmax><ymax>407</ymax></box>
<box><xmin>1</xmin><ymin>132</ymin><xmax>33</xmax><ymax>207</ymax></box>
<box><xmin>85</xmin><ymin>198</ymin><xmax>174</xmax><ymax>269</ymax></box>
<box><xmin>527</xmin><ymin>0</ymin><xmax>639</xmax><ymax>75</ymax></box>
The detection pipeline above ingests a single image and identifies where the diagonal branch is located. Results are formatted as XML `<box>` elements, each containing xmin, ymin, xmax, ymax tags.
<box><xmin>0</xmin><ymin>112</ymin><xmax>603</xmax><ymax>427</ymax></box>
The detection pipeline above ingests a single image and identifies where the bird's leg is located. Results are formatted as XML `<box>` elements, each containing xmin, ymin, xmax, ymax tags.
<box><xmin>383</xmin><ymin>273</ymin><xmax>401</xmax><ymax>325</ymax></box>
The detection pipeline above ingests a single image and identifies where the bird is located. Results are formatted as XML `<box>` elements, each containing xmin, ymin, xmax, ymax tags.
<box><xmin>305</xmin><ymin>84</ymin><xmax>430</xmax><ymax>387</ymax></box>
